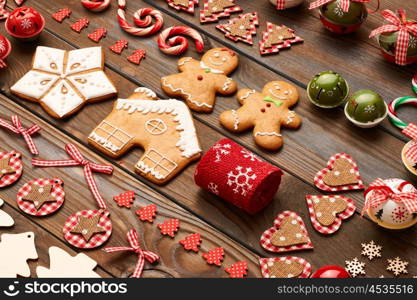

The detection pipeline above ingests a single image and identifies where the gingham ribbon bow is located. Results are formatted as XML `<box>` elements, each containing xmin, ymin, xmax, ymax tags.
<box><xmin>0</xmin><ymin>116</ymin><xmax>40</xmax><ymax>155</ymax></box>
<box><xmin>309</xmin><ymin>0</ymin><xmax>370</xmax><ymax>12</ymax></box>
<box><xmin>276</xmin><ymin>0</ymin><xmax>286</xmax><ymax>10</ymax></box>
<box><xmin>0</xmin><ymin>0</ymin><xmax>9</xmax><ymax>20</ymax></box>
<box><xmin>32</xmin><ymin>144</ymin><xmax>113</xmax><ymax>209</ymax></box>
<box><xmin>369</xmin><ymin>9</ymin><xmax>417</xmax><ymax>66</ymax></box>
<box><xmin>363</xmin><ymin>178</ymin><xmax>417</xmax><ymax>215</ymax></box>
<box><xmin>104</xmin><ymin>229</ymin><xmax>159</xmax><ymax>278</ymax></box>
<box><xmin>402</xmin><ymin>123</ymin><xmax>417</xmax><ymax>163</ymax></box>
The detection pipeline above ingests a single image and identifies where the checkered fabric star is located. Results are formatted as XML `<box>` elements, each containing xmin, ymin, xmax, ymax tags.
<box><xmin>0</xmin><ymin>156</ymin><xmax>16</xmax><ymax>179</ymax></box>
<box><xmin>136</xmin><ymin>204</ymin><xmax>157</xmax><ymax>223</ymax></box>
<box><xmin>202</xmin><ymin>247</ymin><xmax>224</xmax><ymax>266</ymax></box>
<box><xmin>345</xmin><ymin>257</ymin><xmax>366</xmax><ymax>277</ymax></box>
<box><xmin>361</xmin><ymin>241</ymin><xmax>382</xmax><ymax>261</ymax></box>
<box><xmin>386</xmin><ymin>257</ymin><xmax>409</xmax><ymax>277</ymax></box>
<box><xmin>22</xmin><ymin>183</ymin><xmax>56</xmax><ymax>210</ymax></box>
<box><xmin>157</xmin><ymin>219</ymin><xmax>180</xmax><ymax>237</ymax></box>
<box><xmin>70</xmin><ymin>214</ymin><xmax>106</xmax><ymax>241</ymax></box>
<box><xmin>113</xmin><ymin>191</ymin><xmax>135</xmax><ymax>208</ymax></box>
<box><xmin>225</xmin><ymin>261</ymin><xmax>248</xmax><ymax>278</ymax></box>
<box><xmin>179</xmin><ymin>233</ymin><xmax>201</xmax><ymax>252</ymax></box>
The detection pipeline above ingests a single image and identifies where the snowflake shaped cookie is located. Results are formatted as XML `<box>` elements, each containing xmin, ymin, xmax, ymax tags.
<box><xmin>361</xmin><ymin>241</ymin><xmax>382</xmax><ymax>261</ymax></box>
<box><xmin>386</xmin><ymin>257</ymin><xmax>408</xmax><ymax>277</ymax></box>
<box><xmin>11</xmin><ymin>46</ymin><xmax>117</xmax><ymax>119</ymax></box>
<box><xmin>345</xmin><ymin>257</ymin><xmax>366</xmax><ymax>277</ymax></box>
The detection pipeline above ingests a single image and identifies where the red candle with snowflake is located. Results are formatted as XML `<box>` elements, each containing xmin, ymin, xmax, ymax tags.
<box><xmin>0</xmin><ymin>35</ymin><xmax>11</xmax><ymax>69</ymax></box>
<box><xmin>194</xmin><ymin>139</ymin><xmax>283</xmax><ymax>214</ymax></box>
<box><xmin>5</xmin><ymin>7</ymin><xmax>45</xmax><ymax>41</ymax></box>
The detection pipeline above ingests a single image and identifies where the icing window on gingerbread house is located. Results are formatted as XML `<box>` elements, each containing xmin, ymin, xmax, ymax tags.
<box><xmin>89</xmin><ymin>121</ymin><xmax>132</xmax><ymax>154</ymax></box>
<box><xmin>138</xmin><ymin>149</ymin><xmax>178</xmax><ymax>179</ymax></box>
<box><xmin>145</xmin><ymin>119</ymin><xmax>168</xmax><ymax>135</ymax></box>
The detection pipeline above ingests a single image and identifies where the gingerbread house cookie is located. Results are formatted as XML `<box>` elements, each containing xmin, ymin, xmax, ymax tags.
<box><xmin>88</xmin><ymin>87</ymin><xmax>202</xmax><ymax>184</ymax></box>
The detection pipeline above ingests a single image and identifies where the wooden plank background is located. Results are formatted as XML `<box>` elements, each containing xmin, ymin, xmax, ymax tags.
<box><xmin>0</xmin><ymin>0</ymin><xmax>416</xmax><ymax>278</ymax></box>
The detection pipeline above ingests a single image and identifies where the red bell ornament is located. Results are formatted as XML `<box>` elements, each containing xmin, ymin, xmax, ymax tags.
<box><xmin>5</xmin><ymin>7</ymin><xmax>45</xmax><ymax>41</ymax></box>
<box><xmin>311</xmin><ymin>266</ymin><xmax>351</xmax><ymax>278</ymax></box>
<box><xmin>0</xmin><ymin>34</ymin><xmax>11</xmax><ymax>69</ymax></box>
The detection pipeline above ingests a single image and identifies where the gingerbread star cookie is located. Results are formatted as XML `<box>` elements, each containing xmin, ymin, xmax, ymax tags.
<box><xmin>306</xmin><ymin>195</ymin><xmax>356</xmax><ymax>235</ymax></box>
<box><xmin>259</xmin><ymin>257</ymin><xmax>312</xmax><ymax>278</ymax></box>
<box><xmin>314</xmin><ymin>153</ymin><xmax>365</xmax><ymax>191</ymax></box>
<box><xmin>220</xmin><ymin>81</ymin><xmax>301</xmax><ymax>150</ymax></box>
<box><xmin>161</xmin><ymin>48</ymin><xmax>238</xmax><ymax>113</ymax></box>
<box><xmin>260</xmin><ymin>211</ymin><xmax>313</xmax><ymax>253</ymax></box>
<box><xmin>10</xmin><ymin>46</ymin><xmax>117</xmax><ymax>119</ymax></box>
<box><xmin>200</xmin><ymin>0</ymin><xmax>242</xmax><ymax>23</ymax></box>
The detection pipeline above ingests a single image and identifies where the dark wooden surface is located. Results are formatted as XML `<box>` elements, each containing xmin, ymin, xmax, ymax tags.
<box><xmin>0</xmin><ymin>0</ymin><xmax>416</xmax><ymax>278</ymax></box>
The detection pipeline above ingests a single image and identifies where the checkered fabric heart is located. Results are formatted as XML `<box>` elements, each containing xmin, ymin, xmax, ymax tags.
<box><xmin>314</xmin><ymin>152</ymin><xmax>365</xmax><ymax>192</ymax></box>
<box><xmin>306</xmin><ymin>195</ymin><xmax>356</xmax><ymax>235</ymax></box>
<box><xmin>260</xmin><ymin>210</ymin><xmax>313</xmax><ymax>253</ymax></box>
<box><xmin>17</xmin><ymin>178</ymin><xmax>65</xmax><ymax>217</ymax></box>
<box><xmin>63</xmin><ymin>209</ymin><xmax>112</xmax><ymax>249</ymax></box>
<box><xmin>259</xmin><ymin>257</ymin><xmax>312</xmax><ymax>278</ymax></box>
<box><xmin>0</xmin><ymin>151</ymin><xmax>23</xmax><ymax>188</ymax></box>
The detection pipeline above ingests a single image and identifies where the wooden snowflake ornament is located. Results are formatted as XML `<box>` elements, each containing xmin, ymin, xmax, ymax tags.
<box><xmin>216</xmin><ymin>12</ymin><xmax>259</xmax><ymax>45</ymax></box>
<box><xmin>225</xmin><ymin>261</ymin><xmax>248</xmax><ymax>278</ymax></box>
<box><xmin>361</xmin><ymin>241</ymin><xmax>382</xmax><ymax>261</ymax></box>
<box><xmin>113</xmin><ymin>190</ymin><xmax>135</xmax><ymax>208</ymax></box>
<box><xmin>387</xmin><ymin>257</ymin><xmax>409</xmax><ymax>277</ymax></box>
<box><xmin>179</xmin><ymin>233</ymin><xmax>202</xmax><ymax>252</ymax></box>
<box><xmin>158</xmin><ymin>218</ymin><xmax>180</xmax><ymax>237</ymax></box>
<box><xmin>345</xmin><ymin>257</ymin><xmax>366</xmax><ymax>277</ymax></box>
<box><xmin>202</xmin><ymin>247</ymin><xmax>224</xmax><ymax>266</ymax></box>
<box><xmin>259</xmin><ymin>22</ymin><xmax>303</xmax><ymax>55</ymax></box>
<box><xmin>136</xmin><ymin>204</ymin><xmax>157</xmax><ymax>223</ymax></box>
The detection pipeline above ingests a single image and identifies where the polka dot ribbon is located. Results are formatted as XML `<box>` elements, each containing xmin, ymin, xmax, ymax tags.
<box><xmin>309</xmin><ymin>0</ymin><xmax>373</xmax><ymax>12</ymax></box>
<box><xmin>104</xmin><ymin>229</ymin><xmax>159</xmax><ymax>278</ymax></box>
<box><xmin>363</xmin><ymin>178</ymin><xmax>417</xmax><ymax>215</ymax></box>
<box><xmin>31</xmin><ymin>144</ymin><xmax>113</xmax><ymax>209</ymax></box>
<box><xmin>0</xmin><ymin>115</ymin><xmax>40</xmax><ymax>155</ymax></box>
<box><xmin>369</xmin><ymin>9</ymin><xmax>417</xmax><ymax>66</ymax></box>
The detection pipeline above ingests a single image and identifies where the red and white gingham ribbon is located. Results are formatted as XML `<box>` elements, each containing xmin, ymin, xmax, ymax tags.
<box><xmin>0</xmin><ymin>116</ymin><xmax>40</xmax><ymax>155</ymax></box>
<box><xmin>402</xmin><ymin>123</ymin><xmax>417</xmax><ymax>163</ymax></box>
<box><xmin>309</xmin><ymin>0</ymin><xmax>371</xmax><ymax>12</ymax></box>
<box><xmin>363</xmin><ymin>178</ymin><xmax>417</xmax><ymax>215</ymax></box>
<box><xmin>369</xmin><ymin>9</ymin><xmax>417</xmax><ymax>66</ymax></box>
<box><xmin>31</xmin><ymin>144</ymin><xmax>113</xmax><ymax>209</ymax></box>
<box><xmin>276</xmin><ymin>0</ymin><xmax>285</xmax><ymax>10</ymax></box>
<box><xmin>0</xmin><ymin>0</ymin><xmax>9</xmax><ymax>20</ymax></box>
<box><xmin>104</xmin><ymin>229</ymin><xmax>159</xmax><ymax>278</ymax></box>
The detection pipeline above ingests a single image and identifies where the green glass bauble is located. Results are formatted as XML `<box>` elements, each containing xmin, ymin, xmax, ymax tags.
<box><xmin>378</xmin><ymin>30</ymin><xmax>417</xmax><ymax>57</ymax></box>
<box><xmin>346</xmin><ymin>90</ymin><xmax>386</xmax><ymax>123</ymax></box>
<box><xmin>307</xmin><ymin>71</ymin><xmax>349</xmax><ymax>108</ymax></box>
<box><xmin>320</xmin><ymin>1</ymin><xmax>367</xmax><ymax>25</ymax></box>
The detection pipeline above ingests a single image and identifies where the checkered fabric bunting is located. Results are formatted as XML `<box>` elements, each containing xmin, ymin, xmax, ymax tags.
<box><xmin>402</xmin><ymin>123</ymin><xmax>417</xmax><ymax>163</ymax></box>
<box><xmin>0</xmin><ymin>115</ymin><xmax>40</xmax><ymax>155</ymax></box>
<box><xmin>0</xmin><ymin>150</ymin><xmax>23</xmax><ymax>187</ymax></box>
<box><xmin>104</xmin><ymin>229</ymin><xmax>159</xmax><ymax>278</ymax></box>
<box><xmin>32</xmin><ymin>144</ymin><xmax>113</xmax><ymax>209</ymax></box>
<box><xmin>369</xmin><ymin>9</ymin><xmax>417</xmax><ymax>66</ymax></box>
<box><xmin>17</xmin><ymin>178</ymin><xmax>65</xmax><ymax>216</ymax></box>
<box><xmin>363</xmin><ymin>178</ymin><xmax>417</xmax><ymax>215</ymax></box>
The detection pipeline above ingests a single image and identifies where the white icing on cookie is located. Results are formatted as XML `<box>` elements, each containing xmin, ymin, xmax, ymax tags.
<box><xmin>41</xmin><ymin>81</ymin><xmax>83</xmax><ymax>117</ymax></box>
<box><xmin>89</xmin><ymin>132</ymin><xmax>120</xmax><ymax>153</ymax></box>
<box><xmin>223</xmin><ymin>78</ymin><xmax>233</xmax><ymax>91</ymax></box>
<box><xmin>255</xmin><ymin>132</ymin><xmax>282</xmax><ymax>137</ymax></box>
<box><xmin>240</xmin><ymin>89</ymin><xmax>256</xmax><ymax>100</ymax></box>
<box><xmin>200</xmin><ymin>61</ymin><xmax>224</xmax><ymax>74</ymax></box>
<box><xmin>286</xmin><ymin>111</ymin><xmax>296</xmax><ymax>124</ymax></box>
<box><xmin>161</xmin><ymin>78</ymin><xmax>213</xmax><ymax>109</ymax></box>
<box><xmin>136</xmin><ymin>148</ymin><xmax>178</xmax><ymax>180</ymax></box>
<box><xmin>231</xmin><ymin>109</ymin><xmax>239</xmax><ymax>130</ymax></box>
<box><xmin>116</xmin><ymin>99</ymin><xmax>202</xmax><ymax>158</ymax></box>
<box><xmin>134</xmin><ymin>87</ymin><xmax>157</xmax><ymax>98</ymax></box>
<box><xmin>178</xmin><ymin>57</ymin><xmax>193</xmax><ymax>66</ymax></box>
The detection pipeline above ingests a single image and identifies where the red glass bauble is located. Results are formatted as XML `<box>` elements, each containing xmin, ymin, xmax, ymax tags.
<box><xmin>5</xmin><ymin>7</ymin><xmax>45</xmax><ymax>39</ymax></box>
<box><xmin>311</xmin><ymin>266</ymin><xmax>351</xmax><ymax>278</ymax></box>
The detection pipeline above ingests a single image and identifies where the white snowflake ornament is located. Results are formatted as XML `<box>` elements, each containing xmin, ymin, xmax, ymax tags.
<box><xmin>386</xmin><ymin>257</ymin><xmax>408</xmax><ymax>277</ymax></box>
<box><xmin>345</xmin><ymin>257</ymin><xmax>366</xmax><ymax>277</ymax></box>
<box><xmin>11</xmin><ymin>46</ymin><xmax>117</xmax><ymax>119</ymax></box>
<box><xmin>361</xmin><ymin>240</ymin><xmax>382</xmax><ymax>261</ymax></box>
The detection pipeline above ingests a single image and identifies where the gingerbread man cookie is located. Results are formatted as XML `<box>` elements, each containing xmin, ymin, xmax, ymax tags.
<box><xmin>220</xmin><ymin>81</ymin><xmax>301</xmax><ymax>150</ymax></box>
<box><xmin>88</xmin><ymin>87</ymin><xmax>202</xmax><ymax>185</ymax></box>
<box><xmin>161</xmin><ymin>48</ymin><xmax>238</xmax><ymax>113</ymax></box>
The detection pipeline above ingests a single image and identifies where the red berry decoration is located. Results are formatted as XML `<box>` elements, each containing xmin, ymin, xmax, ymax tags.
<box><xmin>71</xmin><ymin>18</ymin><xmax>89</xmax><ymax>33</ymax></box>
<box><xmin>127</xmin><ymin>49</ymin><xmax>146</xmax><ymax>65</ymax></box>
<box><xmin>179</xmin><ymin>233</ymin><xmax>201</xmax><ymax>252</ymax></box>
<box><xmin>110</xmin><ymin>39</ymin><xmax>128</xmax><ymax>54</ymax></box>
<box><xmin>0</xmin><ymin>35</ymin><xmax>11</xmax><ymax>69</ymax></box>
<box><xmin>157</xmin><ymin>219</ymin><xmax>180</xmax><ymax>237</ymax></box>
<box><xmin>52</xmin><ymin>8</ymin><xmax>72</xmax><ymax>23</ymax></box>
<box><xmin>202</xmin><ymin>247</ymin><xmax>224</xmax><ymax>266</ymax></box>
<box><xmin>5</xmin><ymin>6</ymin><xmax>45</xmax><ymax>40</ymax></box>
<box><xmin>225</xmin><ymin>261</ymin><xmax>248</xmax><ymax>278</ymax></box>
<box><xmin>310</xmin><ymin>265</ymin><xmax>351</xmax><ymax>278</ymax></box>
<box><xmin>136</xmin><ymin>204</ymin><xmax>157</xmax><ymax>223</ymax></box>
<box><xmin>113</xmin><ymin>190</ymin><xmax>135</xmax><ymax>208</ymax></box>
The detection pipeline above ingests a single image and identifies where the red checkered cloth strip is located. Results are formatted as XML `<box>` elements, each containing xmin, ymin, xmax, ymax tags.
<box><xmin>402</xmin><ymin>123</ymin><xmax>417</xmax><ymax>163</ymax></box>
<box><xmin>259</xmin><ymin>257</ymin><xmax>312</xmax><ymax>278</ymax></box>
<box><xmin>0</xmin><ymin>115</ymin><xmax>40</xmax><ymax>155</ymax></box>
<box><xmin>309</xmin><ymin>0</ymin><xmax>370</xmax><ymax>12</ymax></box>
<box><xmin>369</xmin><ymin>9</ymin><xmax>417</xmax><ymax>66</ymax></box>
<box><xmin>31</xmin><ymin>144</ymin><xmax>113</xmax><ymax>209</ymax></box>
<box><xmin>363</xmin><ymin>178</ymin><xmax>417</xmax><ymax>214</ymax></box>
<box><xmin>104</xmin><ymin>229</ymin><xmax>159</xmax><ymax>278</ymax></box>
<box><xmin>0</xmin><ymin>0</ymin><xmax>9</xmax><ymax>20</ymax></box>
<box><xmin>0</xmin><ymin>150</ymin><xmax>22</xmax><ymax>187</ymax></box>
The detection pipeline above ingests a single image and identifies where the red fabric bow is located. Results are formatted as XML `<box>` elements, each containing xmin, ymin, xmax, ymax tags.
<box><xmin>309</xmin><ymin>0</ymin><xmax>370</xmax><ymax>13</ymax></box>
<box><xmin>369</xmin><ymin>9</ymin><xmax>417</xmax><ymax>66</ymax></box>
<box><xmin>31</xmin><ymin>144</ymin><xmax>113</xmax><ymax>209</ymax></box>
<box><xmin>0</xmin><ymin>115</ymin><xmax>40</xmax><ymax>155</ymax></box>
<box><xmin>363</xmin><ymin>178</ymin><xmax>417</xmax><ymax>215</ymax></box>
<box><xmin>104</xmin><ymin>229</ymin><xmax>159</xmax><ymax>278</ymax></box>
<box><xmin>402</xmin><ymin>123</ymin><xmax>417</xmax><ymax>163</ymax></box>
<box><xmin>0</xmin><ymin>0</ymin><xmax>9</xmax><ymax>21</ymax></box>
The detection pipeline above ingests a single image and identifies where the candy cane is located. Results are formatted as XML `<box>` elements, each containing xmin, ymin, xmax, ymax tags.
<box><xmin>117</xmin><ymin>0</ymin><xmax>163</xmax><ymax>36</ymax></box>
<box><xmin>158</xmin><ymin>26</ymin><xmax>204</xmax><ymax>56</ymax></box>
<box><xmin>388</xmin><ymin>96</ymin><xmax>417</xmax><ymax>130</ymax></box>
<box><xmin>81</xmin><ymin>0</ymin><xmax>110</xmax><ymax>12</ymax></box>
